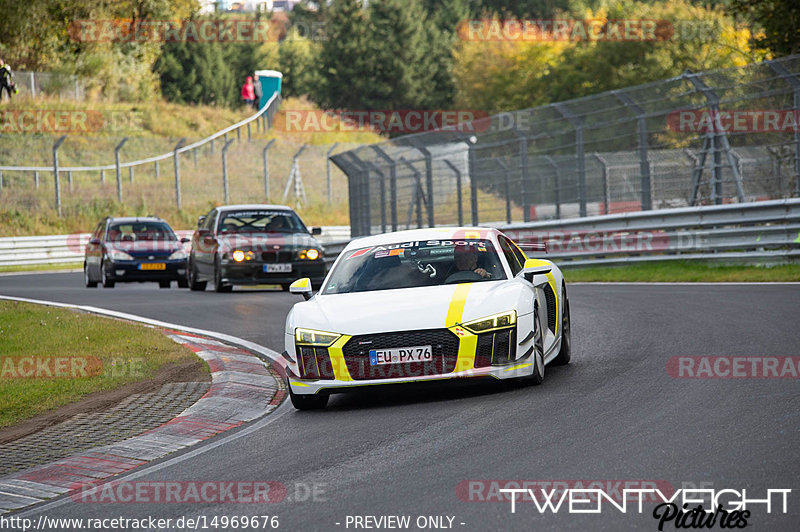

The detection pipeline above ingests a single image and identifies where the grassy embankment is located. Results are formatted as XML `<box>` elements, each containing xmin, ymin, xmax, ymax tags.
<box><xmin>563</xmin><ymin>260</ymin><xmax>800</xmax><ymax>282</ymax></box>
<box><xmin>0</xmin><ymin>300</ymin><xmax>205</xmax><ymax>428</ymax></box>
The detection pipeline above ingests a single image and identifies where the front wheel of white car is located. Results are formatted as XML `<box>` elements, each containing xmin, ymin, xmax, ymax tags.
<box><xmin>524</xmin><ymin>307</ymin><xmax>545</xmax><ymax>385</ymax></box>
<box><xmin>289</xmin><ymin>388</ymin><xmax>329</xmax><ymax>410</ymax></box>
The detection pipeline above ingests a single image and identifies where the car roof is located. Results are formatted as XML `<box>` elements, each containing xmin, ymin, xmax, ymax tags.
<box><xmin>107</xmin><ymin>217</ymin><xmax>167</xmax><ymax>224</ymax></box>
<box><xmin>344</xmin><ymin>227</ymin><xmax>502</xmax><ymax>250</ymax></box>
<box><xmin>215</xmin><ymin>204</ymin><xmax>294</xmax><ymax>213</ymax></box>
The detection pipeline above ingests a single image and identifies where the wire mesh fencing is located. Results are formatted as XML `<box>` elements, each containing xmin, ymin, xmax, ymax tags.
<box><xmin>331</xmin><ymin>55</ymin><xmax>800</xmax><ymax>237</ymax></box>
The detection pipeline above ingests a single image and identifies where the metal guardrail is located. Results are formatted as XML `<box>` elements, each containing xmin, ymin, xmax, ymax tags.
<box><xmin>0</xmin><ymin>226</ymin><xmax>351</xmax><ymax>267</ymax></box>
<box><xmin>4</xmin><ymin>200</ymin><xmax>798</xmax><ymax>269</ymax></box>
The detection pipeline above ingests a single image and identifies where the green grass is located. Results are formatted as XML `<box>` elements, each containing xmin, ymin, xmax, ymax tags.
<box><xmin>0</xmin><ymin>262</ymin><xmax>82</xmax><ymax>273</ymax></box>
<box><xmin>0</xmin><ymin>300</ymin><xmax>205</xmax><ymax>428</ymax></box>
<box><xmin>563</xmin><ymin>260</ymin><xmax>800</xmax><ymax>282</ymax></box>
<box><xmin>0</xmin><ymin>96</ymin><xmax>385</xmax><ymax>236</ymax></box>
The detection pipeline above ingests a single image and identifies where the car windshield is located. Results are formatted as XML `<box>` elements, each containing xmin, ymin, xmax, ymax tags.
<box><xmin>107</xmin><ymin>222</ymin><xmax>176</xmax><ymax>242</ymax></box>
<box><xmin>217</xmin><ymin>210</ymin><xmax>307</xmax><ymax>234</ymax></box>
<box><xmin>323</xmin><ymin>239</ymin><xmax>507</xmax><ymax>295</ymax></box>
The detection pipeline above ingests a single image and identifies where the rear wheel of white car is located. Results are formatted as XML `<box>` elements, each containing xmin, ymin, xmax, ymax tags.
<box><xmin>552</xmin><ymin>287</ymin><xmax>571</xmax><ymax>366</ymax></box>
<box><xmin>214</xmin><ymin>258</ymin><xmax>232</xmax><ymax>293</ymax></box>
<box><xmin>289</xmin><ymin>388</ymin><xmax>328</xmax><ymax>410</ymax></box>
<box><xmin>188</xmin><ymin>258</ymin><xmax>207</xmax><ymax>291</ymax></box>
<box><xmin>525</xmin><ymin>307</ymin><xmax>545</xmax><ymax>385</ymax></box>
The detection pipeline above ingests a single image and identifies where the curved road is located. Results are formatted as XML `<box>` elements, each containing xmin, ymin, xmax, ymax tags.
<box><xmin>1</xmin><ymin>273</ymin><xmax>798</xmax><ymax>531</ymax></box>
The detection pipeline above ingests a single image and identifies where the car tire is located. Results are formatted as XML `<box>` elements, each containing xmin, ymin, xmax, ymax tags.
<box><xmin>214</xmin><ymin>258</ymin><xmax>232</xmax><ymax>293</ymax></box>
<box><xmin>188</xmin><ymin>258</ymin><xmax>207</xmax><ymax>291</ymax></box>
<box><xmin>159</xmin><ymin>281</ymin><xmax>171</xmax><ymax>289</ymax></box>
<box><xmin>289</xmin><ymin>388</ymin><xmax>329</xmax><ymax>410</ymax></box>
<box><xmin>84</xmin><ymin>263</ymin><xmax>97</xmax><ymax>288</ymax></box>
<box><xmin>177</xmin><ymin>277</ymin><xmax>189</xmax><ymax>289</ymax></box>
<box><xmin>281</xmin><ymin>283</ymin><xmax>291</xmax><ymax>292</ymax></box>
<box><xmin>101</xmin><ymin>261</ymin><xmax>115</xmax><ymax>288</ymax></box>
<box><xmin>551</xmin><ymin>288</ymin><xmax>571</xmax><ymax>366</ymax></box>
<box><xmin>525</xmin><ymin>307</ymin><xmax>545</xmax><ymax>385</ymax></box>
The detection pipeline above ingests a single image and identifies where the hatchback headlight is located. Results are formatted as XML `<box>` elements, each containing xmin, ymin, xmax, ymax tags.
<box><xmin>108</xmin><ymin>249</ymin><xmax>134</xmax><ymax>261</ymax></box>
<box><xmin>168</xmin><ymin>249</ymin><xmax>187</xmax><ymax>260</ymax></box>
<box><xmin>295</xmin><ymin>328</ymin><xmax>341</xmax><ymax>347</ymax></box>
<box><xmin>462</xmin><ymin>311</ymin><xmax>517</xmax><ymax>334</ymax></box>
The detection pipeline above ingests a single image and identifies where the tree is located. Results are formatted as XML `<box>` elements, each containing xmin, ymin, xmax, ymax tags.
<box><xmin>278</xmin><ymin>28</ymin><xmax>319</xmax><ymax>98</ymax></box>
<box><xmin>313</xmin><ymin>0</ymin><xmax>371</xmax><ymax>110</ymax></box>
<box><xmin>156</xmin><ymin>39</ymin><xmax>234</xmax><ymax>106</ymax></box>
<box><xmin>732</xmin><ymin>0</ymin><xmax>800</xmax><ymax>56</ymax></box>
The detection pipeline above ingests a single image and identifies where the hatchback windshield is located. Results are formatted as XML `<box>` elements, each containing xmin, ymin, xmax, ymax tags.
<box><xmin>323</xmin><ymin>239</ymin><xmax>507</xmax><ymax>294</ymax></box>
<box><xmin>107</xmin><ymin>222</ymin><xmax>176</xmax><ymax>242</ymax></box>
<box><xmin>218</xmin><ymin>210</ymin><xmax>307</xmax><ymax>234</ymax></box>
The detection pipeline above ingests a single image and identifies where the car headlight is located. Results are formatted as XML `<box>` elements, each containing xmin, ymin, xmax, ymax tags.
<box><xmin>298</xmin><ymin>249</ymin><xmax>320</xmax><ymax>260</ymax></box>
<box><xmin>108</xmin><ymin>249</ymin><xmax>134</xmax><ymax>261</ymax></box>
<box><xmin>231</xmin><ymin>250</ymin><xmax>255</xmax><ymax>262</ymax></box>
<box><xmin>295</xmin><ymin>328</ymin><xmax>341</xmax><ymax>347</ymax></box>
<box><xmin>168</xmin><ymin>249</ymin><xmax>187</xmax><ymax>260</ymax></box>
<box><xmin>462</xmin><ymin>311</ymin><xmax>517</xmax><ymax>334</ymax></box>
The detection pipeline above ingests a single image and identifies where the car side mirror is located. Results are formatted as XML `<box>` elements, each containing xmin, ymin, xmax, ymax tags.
<box><xmin>197</xmin><ymin>215</ymin><xmax>206</xmax><ymax>228</ymax></box>
<box><xmin>289</xmin><ymin>278</ymin><xmax>313</xmax><ymax>300</ymax></box>
<box><xmin>180</xmin><ymin>237</ymin><xmax>190</xmax><ymax>243</ymax></box>
<box><xmin>311</xmin><ymin>227</ymin><xmax>322</xmax><ymax>236</ymax></box>
<box><xmin>522</xmin><ymin>259</ymin><xmax>552</xmax><ymax>286</ymax></box>
<box><xmin>89</xmin><ymin>238</ymin><xmax>101</xmax><ymax>245</ymax></box>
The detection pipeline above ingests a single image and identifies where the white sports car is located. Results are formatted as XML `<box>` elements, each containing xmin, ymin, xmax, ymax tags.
<box><xmin>283</xmin><ymin>227</ymin><xmax>571</xmax><ymax>410</ymax></box>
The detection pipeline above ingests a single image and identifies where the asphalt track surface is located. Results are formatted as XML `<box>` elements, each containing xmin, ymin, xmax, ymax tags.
<box><xmin>1</xmin><ymin>273</ymin><xmax>798</xmax><ymax>531</ymax></box>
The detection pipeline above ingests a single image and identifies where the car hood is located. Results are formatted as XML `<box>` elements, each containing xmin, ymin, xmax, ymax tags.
<box><xmin>108</xmin><ymin>241</ymin><xmax>182</xmax><ymax>255</ymax></box>
<box><xmin>288</xmin><ymin>280</ymin><xmax>529</xmax><ymax>336</ymax></box>
<box><xmin>217</xmin><ymin>233</ymin><xmax>318</xmax><ymax>251</ymax></box>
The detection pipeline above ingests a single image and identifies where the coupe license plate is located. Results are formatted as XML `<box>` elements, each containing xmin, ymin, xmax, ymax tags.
<box><xmin>139</xmin><ymin>263</ymin><xmax>165</xmax><ymax>270</ymax></box>
<box><xmin>369</xmin><ymin>345</ymin><xmax>433</xmax><ymax>366</ymax></box>
<box><xmin>264</xmin><ymin>263</ymin><xmax>292</xmax><ymax>273</ymax></box>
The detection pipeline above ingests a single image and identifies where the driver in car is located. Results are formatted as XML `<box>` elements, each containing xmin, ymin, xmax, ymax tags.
<box><xmin>453</xmin><ymin>246</ymin><xmax>491</xmax><ymax>279</ymax></box>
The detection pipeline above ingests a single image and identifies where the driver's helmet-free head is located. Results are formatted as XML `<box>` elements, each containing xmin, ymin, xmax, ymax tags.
<box><xmin>453</xmin><ymin>243</ymin><xmax>478</xmax><ymax>270</ymax></box>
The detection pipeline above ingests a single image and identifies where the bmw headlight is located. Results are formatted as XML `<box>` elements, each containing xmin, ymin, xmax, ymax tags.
<box><xmin>108</xmin><ymin>249</ymin><xmax>134</xmax><ymax>261</ymax></box>
<box><xmin>295</xmin><ymin>328</ymin><xmax>341</xmax><ymax>347</ymax></box>
<box><xmin>298</xmin><ymin>249</ymin><xmax>320</xmax><ymax>260</ymax></box>
<box><xmin>462</xmin><ymin>311</ymin><xmax>517</xmax><ymax>334</ymax></box>
<box><xmin>168</xmin><ymin>249</ymin><xmax>188</xmax><ymax>260</ymax></box>
<box><xmin>230</xmin><ymin>250</ymin><xmax>255</xmax><ymax>262</ymax></box>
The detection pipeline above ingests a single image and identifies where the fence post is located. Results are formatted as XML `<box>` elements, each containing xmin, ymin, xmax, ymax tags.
<box><xmin>512</xmin><ymin>125</ymin><xmax>531</xmax><ymax>222</ymax></box>
<box><xmin>496</xmin><ymin>160</ymin><xmax>511</xmax><ymax>223</ymax></box>
<box><xmin>114</xmin><ymin>137</ymin><xmax>128</xmax><ymax>203</ymax></box>
<box><xmin>769</xmin><ymin>61</ymin><xmax>800</xmax><ymax>197</ymax></box>
<box><xmin>155</xmin><ymin>160</ymin><xmax>159</xmax><ymax>178</ymax></box>
<box><xmin>443</xmin><ymin>160</ymin><xmax>463</xmax><ymax>226</ymax></box>
<box><xmin>173</xmin><ymin>138</ymin><xmax>186</xmax><ymax>209</ymax></box>
<box><xmin>101</xmin><ymin>169</ymin><xmax>105</xmax><ymax>183</ymax></box>
<box><xmin>555</xmin><ymin>103</ymin><xmax>587</xmax><ymax>217</ymax></box>
<box><xmin>326</xmin><ymin>143</ymin><xmax>339</xmax><ymax>205</ymax></box>
<box><xmin>193</xmin><ymin>148</ymin><xmax>198</xmax><ymax>169</ymax></box>
<box><xmin>544</xmin><ymin>156</ymin><xmax>561</xmax><ymax>219</ymax></box>
<box><xmin>34</xmin><ymin>171</ymin><xmax>39</xmax><ymax>188</ymax></box>
<box><xmin>461</xmin><ymin>135</ymin><xmax>479</xmax><ymax>225</ymax></box>
<box><xmin>410</xmin><ymin>141</ymin><xmax>435</xmax><ymax>227</ymax></box>
<box><xmin>236</xmin><ymin>127</ymin><xmax>241</xmax><ymax>144</ymax></box>
<box><xmin>367</xmin><ymin>163</ymin><xmax>387</xmax><ymax>233</ymax></box>
<box><xmin>68</xmin><ymin>171</ymin><xmax>73</xmax><ymax>192</ymax></box>
<box><xmin>613</xmin><ymin>90</ymin><xmax>652</xmax><ymax>210</ymax></box>
<box><xmin>0</xmin><ymin>171</ymin><xmax>3</xmax><ymax>191</ymax></box>
<box><xmin>129</xmin><ymin>166</ymin><xmax>134</xmax><ymax>184</ymax></box>
<box><xmin>221</xmin><ymin>138</ymin><xmax>235</xmax><ymax>204</ymax></box>
<box><xmin>52</xmin><ymin>135</ymin><xmax>67</xmax><ymax>217</ymax></box>
<box><xmin>263</xmin><ymin>139</ymin><xmax>276</xmax><ymax>199</ymax></box>
<box><xmin>247</xmin><ymin>122</ymin><xmax>251</xmax><ymax>141</ymax></box>
<box><xmin>592</xmin><ymin>152</ymin><xmax>609</xmax><ymax>215</ymax></box>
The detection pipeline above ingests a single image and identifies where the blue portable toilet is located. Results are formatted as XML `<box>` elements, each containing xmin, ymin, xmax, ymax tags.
<box><xmin>255</xmin><ymin>70</ymin><xmax>283</xmax><ymax>108</ymax></box>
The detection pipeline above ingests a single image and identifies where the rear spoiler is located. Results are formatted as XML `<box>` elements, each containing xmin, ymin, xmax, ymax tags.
<box><xmin>516</xmin><ymin>242</ymin><xmax>548</xmax><ymax>254</ymax></box>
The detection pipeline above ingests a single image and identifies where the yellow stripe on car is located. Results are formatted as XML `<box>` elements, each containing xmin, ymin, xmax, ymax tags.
<box><xmin>445</xmin><ymin>283</ymin><xmax>472</xmax><ymax>327</ymax></box>
<box><xmin>445</xmin><ymin>283</ymin><xmax>476</xmax><ymax>372</ymax></box>
<box><xmin>328</xmin><ymin>334</ymin><xmax>353</xmax><ymax>381</ymax></box>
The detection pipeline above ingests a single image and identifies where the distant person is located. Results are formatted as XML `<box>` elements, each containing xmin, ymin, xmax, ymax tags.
<box><xmin>241</xmin><ymin>76</ymin><xmax>255</xmax><ymax>108</ymax></box>
<box><xmin>253</xmin><ymin>74</ymin><xmax>262</xmax><ymax>109</ymax></box>
<box><xmin>0</xmin><ymin>58</ymin><xmax>17</xmax><ymax>102</ymax></box>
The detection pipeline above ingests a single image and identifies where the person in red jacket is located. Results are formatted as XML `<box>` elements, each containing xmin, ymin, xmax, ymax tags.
<box><xmin>241</xmin><ymin>76</ymin><xmax>255</xmax><ymax>108</ymax></box>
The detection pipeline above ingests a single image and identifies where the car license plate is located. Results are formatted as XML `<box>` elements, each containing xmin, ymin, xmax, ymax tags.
<box><xmin>264</xmin><ymin>263</ymin><xmax>292</xmax><ymax>273</ymax></box>
<box><xmin>369</xmin><ymin>345</ymin><xmax>433</xmax><ymax>366</ymax></box>
<box><xmin>139</xmin><ymin>263</ymin><xmax>165</xmax><ymax>270</ymax></box>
